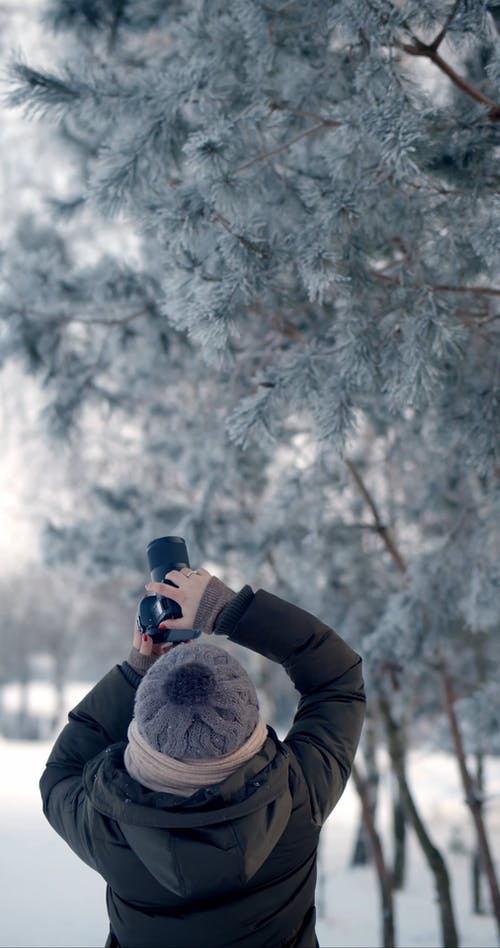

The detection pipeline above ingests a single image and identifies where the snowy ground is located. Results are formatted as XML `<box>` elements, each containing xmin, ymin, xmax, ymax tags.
<box><xmin>1</xmin><ymin>684</ymin><xmax>499</xmax><ymax>948</ymax></box>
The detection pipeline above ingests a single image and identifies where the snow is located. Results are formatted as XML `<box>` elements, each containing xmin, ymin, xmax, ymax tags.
<box><xmin>1</xmin><ymin>686</ymin><xmax>499</xmax><ymax>948</ymax></box>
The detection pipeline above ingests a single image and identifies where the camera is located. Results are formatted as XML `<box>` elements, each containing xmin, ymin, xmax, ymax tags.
<box><xmin>137</xmin><ymin>536</ymin><xmax>201</xmax><ymax>644</ymax></box>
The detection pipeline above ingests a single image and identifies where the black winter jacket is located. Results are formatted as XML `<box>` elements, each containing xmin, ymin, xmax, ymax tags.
<box><xmin>40</xmin><ymin>588</ymin><xmax>366</xmax><ymax>948</ymax></box>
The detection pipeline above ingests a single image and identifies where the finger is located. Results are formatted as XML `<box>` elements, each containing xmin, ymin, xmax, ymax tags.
<box><xmin>163</xmin><ymin>569</ymin><xmax>186</xmax><ymax>585</ymax></box>
<box><xmin>146</xmin><ymin>581</ymin><xmax>185</xmax><ymax>602</ymax></box>
<box><xmin>152</xmin><ymin>642</ymin><xmax>174</xmax><ymax>655</ymax></box>
<box><xmin>158</xmin><ymin>617</ymin><xmax>189</xmax><ymax>630</ymax></box>
<box><xmin>133</xmin><ymin>621</ymin><xmax>142</xmax><ymax>650</ymax></box>
<box><xmin>195</xmin><ymin>567</ymin><xmax>211</xmax><ymax>577</ymax></box>
<box><xmin>139</xmin><ymin>633</ymin><xmax>153</xmax><ymax>656</ymax></box>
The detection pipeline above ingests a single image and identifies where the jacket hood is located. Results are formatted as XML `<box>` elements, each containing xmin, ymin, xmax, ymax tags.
<box><xmin>84</xmin><ymin>728</ymin><xmax>293</xmax><ymax>900</ymax></box>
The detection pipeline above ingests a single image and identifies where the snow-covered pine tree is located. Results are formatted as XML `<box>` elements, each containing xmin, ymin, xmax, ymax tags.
<box><xmin>7</xmin><ymin>0</ymin><xmax>499</xmax><ymax>466</ymax></box>
<box><xmin>4</xmin><ymin>0</ymin><xmax>498</xmax><ymax>596</ymax></box>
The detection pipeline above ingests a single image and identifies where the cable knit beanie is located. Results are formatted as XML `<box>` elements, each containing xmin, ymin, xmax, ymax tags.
<box><xmin>133</xmin><ymin>642</ymin><xmax>260</xmax><ymax>759</ymax></box>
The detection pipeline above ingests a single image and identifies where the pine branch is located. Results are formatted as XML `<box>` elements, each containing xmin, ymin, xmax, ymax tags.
<box><xmin>269</xmin><ymin>0</ymin><xmax>298</xmax><ymax>16</ymax></box>
<box><xmin>454</xmin><ymin>308</ymin><xmax>500</xmax><ymax>329</ymax></box>
<box><xmin>244</xmin><ymin>304</ymin><xmax>304</xmax><ymax>341</ymax></box>
<box><xmin>369</xmin><ymin>270</ymin><xmax>500</xmax><ymax>299</ymax></box>
<box><xmin>428</xmin><ymin>0</ymin><xmax>462</xmax><ymax>53</ymax></box>
<box><xmin>346</xmin><ymin>462</ymin><xmax>489</xmax><ymax>580</ymax></box>
<box><xmin>234</xmin><ymin>121</ymin><xmax>338</xmax><ymax>174</ymax></box>
<box><xmin>344</xmin><ymin>459</ymin><xmax>408</xmax><ymax>574</ymax></box>
<box><xmin>8</xmin><ymin>61</ymin><xmax>80</xmax><ymax>118</ymax></box>
<box><xmin>267</xmin><ymin>0</ymin><xmax>299</xmax><ymax>32</ymax></box>
<box><xmin>107</xmin><ymin>0</ymin><xmax>126</xmax><ymax>55</ymax></box>
<box><xmin>401</xmin><ymin>38</ymin><xmax>500</xmax><ymax>119</ymax></box>
<box><xmin>374</xmin><ymin>0</ymin><xmax>500</xmax><ymax>118</ymax></box>
<box><xmin>269</xmin><ymin>101</ymin><xmax>343</xmax><ymax>129</ymax></box>
<box><xmin>477</xmin><ymin>312</ymin><xmax>500</xmax><ymax>325</ymax></box>
<box><xmin>211</xmin><ymin>214</ymin><xmax>270</xmax><ymax>259</ymax></box>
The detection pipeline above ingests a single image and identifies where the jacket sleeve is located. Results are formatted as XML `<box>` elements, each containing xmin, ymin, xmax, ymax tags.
<box><xmin>221</xmin><ymin>588</ymin><xmax>366</xmax><ymax>826</ymax></box>
<box><xmin>39</xmin><ymin>664</ymin><xmax>138</xmax><ymax>867</ymax></box>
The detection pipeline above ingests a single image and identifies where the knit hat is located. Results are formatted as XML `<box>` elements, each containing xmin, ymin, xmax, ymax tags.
<box><xmin>133</xmin><ymin>642</ymin><xmax>260</xmax><ymax>759</ymax></box>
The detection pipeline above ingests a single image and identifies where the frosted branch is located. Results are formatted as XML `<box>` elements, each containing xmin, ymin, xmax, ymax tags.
<box><xmin>370</xmin><ymin>270</ymin><xmax>500</xmax><ymax>299</ymax></box>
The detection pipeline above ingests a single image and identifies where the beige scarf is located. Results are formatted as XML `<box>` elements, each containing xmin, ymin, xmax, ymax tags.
<box><xmin>124</xmin><ymin>716</ymin><xmax>268</xmax><ymax>797</ymax></box>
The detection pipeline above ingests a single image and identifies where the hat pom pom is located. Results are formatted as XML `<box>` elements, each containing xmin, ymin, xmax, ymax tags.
<box><xmin>165</xmin><ymin>661</ymin><xmax>217</xmax><ymax>706</ymax></box>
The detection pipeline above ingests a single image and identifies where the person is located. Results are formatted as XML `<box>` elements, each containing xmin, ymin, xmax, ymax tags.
<box><xmin>40</xmin><ymin>565</ymin><xmax>366</xmax><ymax>948</ymax></box>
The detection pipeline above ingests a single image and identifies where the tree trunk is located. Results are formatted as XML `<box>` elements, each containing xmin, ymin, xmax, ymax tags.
<box><xmin>351</xmin><ymin>715</ymin><xmax>378</xmax><ymax>867</ymax></box>
<box><xmin>471</xmin><ymin>753</ymin><xmax>485</xmax><ymax>915</ymax></box>
<box><xmin>352</xmin><ymin>761</ymin><xmax>396</xmax><ymax>948</ymax></box>
<box><xmin>18</xmin><ymin>674</ymin><xmax>31</xmax><ymax>739</ymax></box>
<box><xmin>350</xmin><ymin>815</ymin><xmax>372</xmax><ymax>868</ymax></box>
<box><xmin>380</xmin><ymin>697</ymin><xmax>460</xmax><ymax>948</ymax></box>
<box><xmin>441</xmin><ymin>664</ymin><xmax>500</xmax><ymax>937</ymax></box>
<box><xmin>344</xmin><ymin>461</ymin><xmax>491</xmax><ymax>942</ymax></box>
<box><xmin>316</xmin><ymin>835</ymin><xmax>327</xmax><ymax>920</ymax></box>
<box><xmin>0</xmin><ymin>684</ymin><xmax>5</xmax><ymax>736</ymax></box>
<box><xmin>51</xmin><ymin>654</ymin><xmax>67</xmax><ymax>734</ymax></box>
<box><xmin>470</xmin><ymin>636</ymin><xmax>487</xmax><ymax>916</ymax></box>
<box><xmin>391</xmin><ymin>772</ymin><xmax>407</xmax><ymax>890</ymax></box>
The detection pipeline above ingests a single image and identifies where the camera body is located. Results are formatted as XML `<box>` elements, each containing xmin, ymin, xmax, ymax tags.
<box><xmin>137</xmin><ymin>536</ymin><xmax>201</xmax><ymax>644</ymax></box>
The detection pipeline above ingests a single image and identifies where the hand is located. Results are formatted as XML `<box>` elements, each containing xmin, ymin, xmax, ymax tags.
<box><xmin>146</xmin><ymin>566</ymin><xmax>212</xmax><ymax>632</ymax></box>
<box><xmin>132</xmin><ymin>620</ymin><xmax>175</xmax><ymax>659</ymax></box>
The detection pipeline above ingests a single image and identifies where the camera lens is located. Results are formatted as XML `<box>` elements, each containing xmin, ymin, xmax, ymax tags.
<box><xmin>146</xmin><ymin>536</ymin><xmax>190</xmax><ymax>582</ymax></box>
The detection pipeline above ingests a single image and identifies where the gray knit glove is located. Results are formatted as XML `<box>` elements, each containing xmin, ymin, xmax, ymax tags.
<box><xmin>126</xmin><ymin>646</ymin><xmax>158</xmax><ymax>677</ymax></box>
<box><xmin>193</xmin><ymin>575</ymin><xmax>237</xmax><ymax>634</ymax></box>
<box><xmin>126</xmin><ymin>576</ymin><xmax>236</xmax><ymax>675</ymax></box>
